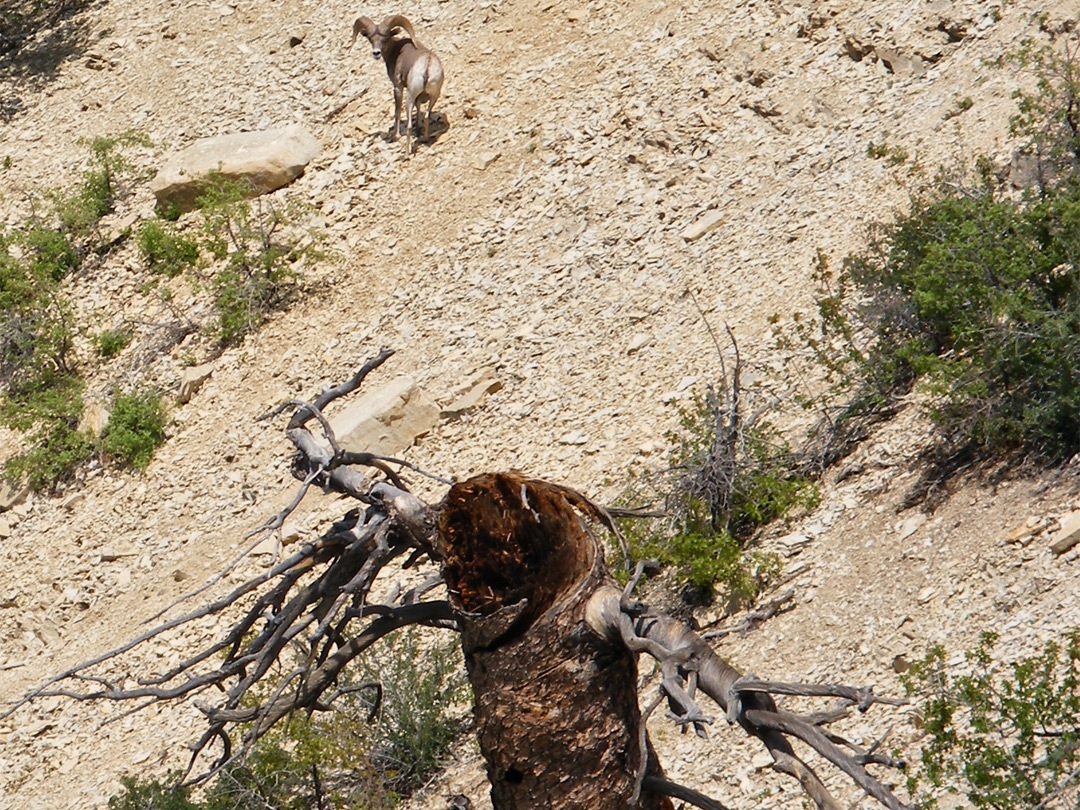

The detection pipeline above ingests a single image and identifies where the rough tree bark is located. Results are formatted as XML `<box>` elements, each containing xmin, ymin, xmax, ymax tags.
<box><xmin>440</xmin><ymin>473</ymin><xmax>669</xmax><ymax>810</ymax></box>
<box><xmin>3</xmin><ymin>353</ymin><xmax>910</xmax><ymax>810</ymax></box>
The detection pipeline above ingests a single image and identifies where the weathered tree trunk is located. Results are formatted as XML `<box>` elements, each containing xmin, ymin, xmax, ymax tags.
<box><xmin>439</xmin><ymin>473</ymin><xmax>671</xmax><ymax>810</ymax></box>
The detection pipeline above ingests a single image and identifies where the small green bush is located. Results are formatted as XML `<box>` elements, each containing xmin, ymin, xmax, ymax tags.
<box><xmin>106</xmin><ymin>629</ymin><xmax>467</xmax><ymax>810</ymax></box>
<box><xmin>5</xmin><ymin>418</ymin><xmax>92</xmax><ymax>492</ymax></box>
<box><xmin>94</xmin><ymin>328</ymin><xmax>132</xmax><ymax>359</ymax></box>
<box><xmin>359</xmin><ymin>628</ymin><xmax>470</xmax><ymax>795</ymax></box>
<box><xmin>54</xmin><ymin>132</ymin><xmax>149</xmax><ymax>235</ymax></box>
<box><xmin>1</xmin><ymin>372</ymin><xmax>91</xmax><ymax>491</ymax></box>
<box><xmin>0</xmin><ymin>230</ymin><xmax>76</xmax><ymax>387</ymax></box>
<box><xmin>195</xmin><ymin>175</ymin><xmax>306</xmax><ymax>345</ymax></box>
<box><xmin>137</xmin><ymin>220</ymin><xmax>200</xmax><ymax>277</ymax></box>
<box><xmin>903</xmin><ymin>631</ymin><xmax>1080</xmax><ymax>810</ymax></box>
<box><xmin>867</xmin><ymin>141</ymin><xmax>909</xmax><ymax>166</ymax></box>
<box><xmin>101</xmin><ymin>389</ymin><xmax>168</xmax><ymax>470</ymax></box>
<box><xmin>23</xmin><ymin>226</ymin><xmax>77</xmax><ymax>281</ymax></box>
<box><xmin>619</xmin><ymin>373</ymin><xmax>814</xmax><ymax>603</ymax></box>
<box><xmin>108</xmin><ymin>773</ymin><xmax>198</xmax><ymax>810</ymax></box>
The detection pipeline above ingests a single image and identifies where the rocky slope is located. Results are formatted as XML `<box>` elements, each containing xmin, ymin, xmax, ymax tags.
<box><xmin>1</xmin><ymin>0</ymin><xmax>1080</xmax><ymax>808</ymax></box>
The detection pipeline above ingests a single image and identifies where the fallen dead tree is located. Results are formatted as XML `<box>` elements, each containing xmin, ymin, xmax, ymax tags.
<box><xmin>3</xmin><ymin>349</ymin><xmax>909</xmax><ymax>810</ymax></box>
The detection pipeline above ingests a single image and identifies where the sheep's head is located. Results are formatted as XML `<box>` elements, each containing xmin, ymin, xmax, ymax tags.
<box><xmin>351</xmin><ymin>16</ymin><xmax>377</xmax><ymax>52</ymax></box>
<box><xmin>351</xmin><ymin>14</ymin><xmax>415</xmax><ymax>60</ymax></box>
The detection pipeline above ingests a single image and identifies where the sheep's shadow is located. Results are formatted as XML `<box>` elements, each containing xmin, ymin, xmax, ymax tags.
<box><xmin>413</xmin><ymin>110</ymin><xmax>450</xmax><ymax>146</ymax></box>
<box><xmin>371</xmin><ymin>110</ymin><xmax>450</xmax><ymax>153</ymax></box>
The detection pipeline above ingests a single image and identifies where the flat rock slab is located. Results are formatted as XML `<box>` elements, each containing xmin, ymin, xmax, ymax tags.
<box><xmin>1051</xmin><ymin>511</ymin><xmax>1080</xmax><ymax>555</ymax></box>
<box><xmin>330</xmin><ymin>376</ymin><xmax>440</xmax><ymax>457</ymax></box>
<box><xmin>150</xmin><ymin>125</ymin><xmax>320</xmax><ymax>212</ymax></box>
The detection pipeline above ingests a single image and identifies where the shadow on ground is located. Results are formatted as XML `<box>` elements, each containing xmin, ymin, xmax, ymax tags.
<box><xmin>0</xmin><ymin>0</ymin><xmax>103</xmax><ymax>121</ymax></box>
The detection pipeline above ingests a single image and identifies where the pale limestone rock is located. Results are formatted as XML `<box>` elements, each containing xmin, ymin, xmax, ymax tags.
<box><xmin>79</xmin><ymin>397</ymin><xmax>110</xmax><ymax>436</ymax></box>
<box><xmin>875</xmin><ymin>45</ymin><xmax>926</xmax><ymax>77</ymax></box>
<box><xmin>178</xmin><ymin>363</ymin><xmax>214</xmax><ymax>405</ymax></box>
<box><xmin>330</xmin><ymin>376</ymin><xmax>440</xmax><ymax>457</ymax></box>
<box><xmin>441</xmin><ymin>369</ymin><xmax>502</xmax><ymax>418</ymax></box>
<box><xmin>150</xmin><ymin>125</ymin><xmax>320</xmax><ymax>212</ymax></box>
<box><xmin>0</xmin><ymin>481</ymin><xmax>29</xmax><ymax>512</ymax></box>
<box><xmin>681</xmin><ymin>210</ymin><xmax>725</xmax><ymax>242</ymax></box>
<box><xmin>1051</xmin><ymin>511</ymin><xmax>1080</xmax><ymax>555</ymax></box>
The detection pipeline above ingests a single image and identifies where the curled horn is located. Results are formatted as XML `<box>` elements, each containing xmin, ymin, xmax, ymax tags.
<box><xmin>351</xmin><ymin>16</ymin><xmax>376</xmax><ymax>46</ymax></box>
<box><xmin>378</xmin><ymin>14</ymin><xmax>416</xmax><ymax>39</ymax></box>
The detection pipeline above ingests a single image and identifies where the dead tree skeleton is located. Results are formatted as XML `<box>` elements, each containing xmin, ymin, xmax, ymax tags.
<box><xmin>3</xmin><ymin>349</ymin><xmax>910</xmax><ymax>810</ymax></box>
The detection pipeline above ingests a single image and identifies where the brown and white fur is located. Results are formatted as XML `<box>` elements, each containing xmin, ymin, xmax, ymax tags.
<box><xmin>351</xmin><ymin>14</ymin><xmax>444</xmax><ymax>156</ymax></box>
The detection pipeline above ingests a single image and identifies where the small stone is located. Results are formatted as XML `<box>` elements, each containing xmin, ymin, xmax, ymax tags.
<box><xmin>472</xmin><ymin>151</ymin><xmax>500</xmax><ymax>171</ymax></box>
<box><xmin>60</xmin><ymin>493</ymin><xmax>85</xmax><ymax>511</ymax></box>
<box><xmin>0</xmin><ymin>481</ymin><xmax>29</xmax><ymax>512</ymax></box>
<box><xmin>441</xmin><ymin>370</ymin><xmax>503</xmax><ymax>418</ymax></box>
<box><xmin>778</xmin><ymin>533</ymin><xmax>812</xmax><ymax>554</ymax></box>
<box><xmin>99</xmin><ymin>545</ymin><xmax>135</xmax><ymax>562</ymax></box>
<box><xmin>558</xmin><ymin>430</ymin><xmax>588</xmax><ymax>445</ymax></box>
<box><xmin>875</xmin><ymin>46</ymin><xmax>926</xmax><ymax>77</ymax></box>
<box><xmin>681</xmin><ymin>210</ymin><xmax>725</xmax><ymax>242</ymax></box>
<box><xmin>898</xmin><ymin>514</ymin><xmax>926</xmax><ymax>540</ymax></box>
<box><xmin>1050</xmin><ymin>511</ymin><xmax>1080</xmax><ymax>555</ymax></box>
<box><xmin>79</xmin><ymin>397</ymin><xmax>110</xmax><ymax>436</ymax></box>
<box><xmin>251</xmin><ymin>534</ymin><xmax>279</xmax><ymax>556</ymax></box>
<box><xmin>178</xmin><ymin>363</ymin><xmax>214</xmax><ymax>405</ymax></box>
<box><xmin>1005</xmin><ymin>522</ymin><xmax>1034</xmax><ymax>544</ymax></box>
<box><xmin>627</xmin><ymin>334</ymin><xmax>651</xmax><ymax>354</ymax></box>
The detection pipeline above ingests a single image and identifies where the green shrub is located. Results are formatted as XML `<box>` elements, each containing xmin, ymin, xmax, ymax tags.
<box><xmin>1</xmin><ymin>372</ymin><xmax>91</xmax><ymax>491</ymax></box>
<box><xmin>903</xmin><ymin>631</ymin><xmax>1080</xmax><ymax>810</ymax></box>
<box><xmin>195</xmin><ymin>176</ymin><xmax>306</xmax><ymax>345</ymax></box>
<box><xmin>805</xmin><ymin>179</ymin><xmax>1080</xmax><ymax>464</ymax></box>
<box><xmin>137</xmin><ymin>220</ymin><xmax>200</xmax><ymax>277</ymax></box>
<box><xmin>54</xmin><ymin>132</ymin><xmax>149</xmax><ymax>235</ymax></box>
<box><xmin>783</xmin><ymin>37</ymin><xmax>1080</xmax><ymax>471</ymax></box>
<box><xmin>359</xmin><ymin>628</ymin><xmax>470</xmax><ymax>795</ymax></box>
<box><xmin>101</xmin><ymin>389</ymin><xmax>168</xmax><ymax>470</ymax></box>
<box><xmin>94</xmin><ymin>328</ymin><xmax>132</xmax><ymax>359</ymax></box>
<box><xmin>618</xmin><ymin>369</ymin><xmax>814</xmax><ymax>603</ymax></box>
<box><xmin>108</xmin><ymin>773</ymin><xmax>199</xmax><ymax>810</ymax></box>
<box><xmin>867</xmin><ymin>141</ymin><xmax>909</xmax><ymax>166</ymax></box>
<box><xmin>106</xmin><ymin>630</ymin><xmax>467</xmax><ymax>810</ymax></box>
<box><xmin>22</xmin><ymin>226</ymin><xmax>77</xmax><ymax>281</ymax></box>
<box><xmin>0</xmin><ymin>230</ymin><xmax>76</xmax><ymax>387</ymax></box>
<box><xmin>622</xmin><ymin>511</ymin><xmax>782</xmax><ymax>603</ymax></box>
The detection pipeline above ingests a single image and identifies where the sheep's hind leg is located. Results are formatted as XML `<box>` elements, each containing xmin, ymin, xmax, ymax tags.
<box><xmin>390</xmin><ymin>88</ymin><xmax>403</xmax><ymax>141</ymax></box>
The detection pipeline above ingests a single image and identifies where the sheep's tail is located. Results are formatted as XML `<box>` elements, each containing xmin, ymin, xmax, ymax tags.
<box><xmin>409</xmin><ymin>52</ymin><xmax>444</xmax><ymax>103</ymax></box>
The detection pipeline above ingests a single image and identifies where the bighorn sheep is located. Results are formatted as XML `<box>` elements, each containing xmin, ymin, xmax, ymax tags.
<box><xmin>351</xmin><ymin>14</ymin><xmax>444</xmax><ymax>155</ymax></box>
